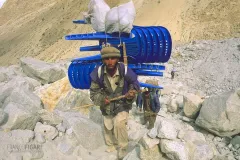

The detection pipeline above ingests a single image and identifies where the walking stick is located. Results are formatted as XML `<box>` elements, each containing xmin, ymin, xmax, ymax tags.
<box><xmin>68</xmin><ymin>88</ymin><xmax>148</xmax><ymax>111</ymax></box>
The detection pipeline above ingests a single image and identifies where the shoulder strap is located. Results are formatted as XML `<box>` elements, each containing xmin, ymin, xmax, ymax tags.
<box><xmin>96</xmin><ymin>64</ymin><xmax>105</xmax><ymax>89</ymax></box>
<box><xmin>97</xmin><ymin>64</ymin><xmax>103</xmax><ymax>79</ymax></box>
<box><xmin>118</xmin><ymin>62</ymin><xmax>127</xmax><ymax>77</ymax></box>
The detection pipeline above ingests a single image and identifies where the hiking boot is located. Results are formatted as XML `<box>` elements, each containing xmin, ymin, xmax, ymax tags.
<box><xmin>105</xmin><ymin>145</ymin><xmax>116</xmax><ymax>153</ymax></box>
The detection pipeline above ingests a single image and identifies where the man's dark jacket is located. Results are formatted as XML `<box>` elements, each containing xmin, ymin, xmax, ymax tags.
<box><xmin>90</xmin><ymin>63</ymin><xmax>140</xmax><ymax>116</ymax></box>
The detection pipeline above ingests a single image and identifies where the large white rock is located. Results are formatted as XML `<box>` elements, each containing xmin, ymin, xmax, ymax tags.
<box><xmin>10</xmin><ymin>129</ymin><xmax>35</xmax><ymax>143</ymax></box>
<box><xmin>20</xmin><ymin>57</ymin><xmax>65</xmax><ymax>84</ymax></box>
<box><xmin>168</xmin><ymin>98</ymin><xmax>179</xmax><ymax>113</ymax></box>
<box><xmin>196</xmin><ymin>88</ymin><xmax>240</xmax><ymax>137</ymax></box>
<box><xmin>140</xmin><ymin>144</ymin><xmax>166</xmax><ymax>160</ymax></box>
<box><xmin>183</xmin><ymin>93</ymin><xmax>203</xmax><ymax>119</ymax></box>
<box><xmin>56</xmin><ymin>110</ymin><xmax>105</xmax><ymax>150</ymax></box>
<box><xmin>34</xmin><ymin>122</ymin><xmax>58</xmax><ymax>140</ymax></box>
<box><xmin>176</xmin><ymin>95</ymin><xmax>184</xmax><ymax>109</ymax></box>
<box><xmin>128</xmin><ymin>119</ymin><xmax>148</xmax><ymax>142</ymax></box>
<box><xmin>160</xmin><ymin>139</ymin><xmax>190</xmax><ymax>160</ymax></box>
<box><xmin>0</xmin><ymin>68</ymin><xmax>8</xmax><ymax>82</ymax></box>
<box><xmin>3</xmin><ymin>102</ymin><xmax>40</xmax><ymax>130</ymax></box>
<box><xmin>0</xmin><ymin>76</ymin><xmax>37</xmax><ymax>108</ymax></box>
<box><xmin>40</xmin><ymin>141</ymin><xmax>81</xmax><ymax>160</ymax></box>
<box><xmin>3</xmin><ymin>87</ymin><xmax>43</xmax><ymax>113</ymax></box>
<box><xmin>192</xmin><ymin>141</ymin><xmax>215</xmax><ymax>160</ymax></box>
<box><xmin>139</xmin><ymin>134</ymin><xmax>160</xmax><ymax>149</ymax></box>
<box><xmin>0</xmin><ymin>130</ymin><xmax>43</xmax><ymax>159</ymax></box>
<box><xmin>157</xmin><ymin>118</ymin><xmax>178</xmax><ymax>140</ymax></box>
<box><xmin>183</xmin><ymin>131</ymin><xmax>206</xmax><ymax>143</ymax></box>
<box><xmin>56</xmin><ymin>135</ymin><xmax>79</xmax><ymax>155</ymax></box>
<box><xmin>37</xmin><ymin>109</ymin><xmax>63</xmax><ymax>126</ymax></box>
<box><xmin>0</xmin><ymin>65</ymin><xmax>26</xmax><ymax>82</ymax></box>
<box><xmin>55</xmin><ymin>88</ymin><xmax>92</xmax><ymax>112</ymax></box>
<box><xmin>35</xmin><ymin>133</ymin><xmax>46</xmax><ymax>143</ymax></box>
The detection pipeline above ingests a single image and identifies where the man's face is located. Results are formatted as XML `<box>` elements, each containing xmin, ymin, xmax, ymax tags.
<box><xmin>103</xmin><ymin>57</ymin><xmax>119</xmax><ymax>70</ymax></box>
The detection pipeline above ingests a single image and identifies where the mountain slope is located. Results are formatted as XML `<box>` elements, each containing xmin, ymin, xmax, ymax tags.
<box><xmin>0</xmin><ymin>0</ymin><xmax>239</xmax><ymax>66</ymax></box>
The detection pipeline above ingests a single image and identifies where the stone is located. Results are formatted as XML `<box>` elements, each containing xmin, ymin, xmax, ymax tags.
<box><xmin>0</xmin><ymin>108</ymin><xmax>8</xmax><ymax>126</ymax></box>
<box><xmin>89</xmin><ymin>106</ymin><xmax>103</xmax><ymax>125</ymax></box>
<box><xmin>183</xmin><ymin>93</ymin><xmax>203</xmax><ymax>119</ymax></box>
<box><xmin>196</xmin><ymin>88</ymin><xmax>240</xmax><ymax>137</ymax></box>
<box><xmin>160</xmin><ymin>139</ymin><xmax>189</xmax><ymax>160</ymax></box>
<box><xmin>231</xmin><ymin>136</ymin><xmax>240</xmax><ymax>146</ymax></box>
<box><xmin>3</xmin><ymin>102</ymin><xmax>40</xmax><ymax>130</ymax></box>
<box><xmin>139</xmin><ymin>134</ymin><xmax>160</xmax><ymax>149</ymax></box>
<box><xmin>20</xmin><ymin>57</ymin><xmax>65</xmax><ymax>84</ymax></box>
<box><xmin>140</xmin><ymin>144</ymin><xmax>165</xmax><ymax>160</ymax></box>
<box><xmin>35</xmin><ymin>133</ymin><xmax>46</xmax><ymax>144</ymax></box>
<box><xmin>157</xmin><ymin>118</ymin><xmax>178</xmax><ymax>140</ymax></box>
<box><xmin>34</xmin><ymin>122</ymin><xmax>58</xmax><ymax>140</ymax></box>
<box><xmin>56</xmin><ymin>110</ymin><xmax>105</xmax><ymax>150</ymax></box>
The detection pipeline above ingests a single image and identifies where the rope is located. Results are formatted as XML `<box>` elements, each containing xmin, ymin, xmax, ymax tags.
<box><xmin>117</xmin><ymin>5</ymin><xmax>122</xmax><ymax>47</ymax></box>
<box><xmin>104</xmin><ymin>19</ymin><xmax>108</xmax><ymax>47</ymax></box>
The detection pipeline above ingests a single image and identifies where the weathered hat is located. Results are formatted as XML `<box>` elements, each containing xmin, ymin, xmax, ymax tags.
<box><xmin>100</xmin><ymin>47</ymin><xmax>121</xmax><ymax>59</ymax></box>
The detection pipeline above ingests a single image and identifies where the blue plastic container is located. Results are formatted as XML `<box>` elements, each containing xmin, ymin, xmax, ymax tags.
<box><xmin>65</xmin><ymin>26</ymin><xmax>172</xmax><ymax>63</ymax></box>
<box><xmin>66</xmin><ymin>25</ymin><xmax>172</xmax><ymax>89</ymax></box>
<box><xmin>68</xmin><ymin>61</ymin><xmax>165</xmax><ymax>89</ymax></box>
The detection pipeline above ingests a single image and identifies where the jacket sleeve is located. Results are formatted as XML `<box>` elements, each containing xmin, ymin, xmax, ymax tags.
<box><xmin>154</xmin><ymin>94</ymin><xmax>161</xmax><ymax>113</ymax></box>
<box><xmin>127</xmin><ymin>68</ymin><xmax>140</xmax><ymax>91</ymax></box>
<box><xmin>124</xmin><ymin>67</ymin><xmax>140</xmax><ymax>104</ymax></box>
<box><xmin>90</xmin><ymin>81</ymin><xmax>106</xmax><ymax>107</ymax></box>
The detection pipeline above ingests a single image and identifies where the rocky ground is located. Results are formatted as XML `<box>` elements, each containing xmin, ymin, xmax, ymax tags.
<box><xmin>1</xmin><ymin>0</ymin><xmax>240</xmax><ymax>159</ymax></box>
<box><xmin>171</xmin><ymin>38</ymin><xmax>240</xmax><ymax>96</ymax></box>
<box><xmin>0</xmin><ymin>37</ymin><xmax>240</xmax><ymax>160</ymax></box>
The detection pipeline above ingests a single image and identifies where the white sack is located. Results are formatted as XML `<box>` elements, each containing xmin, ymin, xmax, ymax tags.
<box><xmin>84</xmin><ymin>0</ymin><xmax>110</xmax><ymax>32</ymax></box>
<box><xmin>105</xmin><ymin>1</ymin><xmax>136</xmax><ymax>33</ymax></box>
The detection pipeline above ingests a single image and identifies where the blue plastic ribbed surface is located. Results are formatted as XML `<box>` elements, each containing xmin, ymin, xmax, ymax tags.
<box><xmin>68</xmin><ymin>62</ymin><xmax>165</xmax><ymax>89</ymax></box>
<box><xmin>66</xmin><ymin>25</ymin><xmax>172</xmax><ymax>89</ymax></box>
<box><xmin>66</xmin><ymin>26</ymin><xmax>172</xmax><ymax>63</ymax></box>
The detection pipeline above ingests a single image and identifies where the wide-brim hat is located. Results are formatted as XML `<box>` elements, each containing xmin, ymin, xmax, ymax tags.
<box><xmin>101</xmin><ymin>47</ymin><xmax>121</xmax><ymax>59</ymax></box>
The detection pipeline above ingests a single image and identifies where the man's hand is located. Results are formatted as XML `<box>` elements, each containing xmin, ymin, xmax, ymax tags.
<box><xmin>104</xmin><ymin>97</ymin><xmax>110</xmax><ymax>105</ymax></box>
<box><xmin>125</xmin><ymin>89</ymin><xmax>137</xmax><ymax>100</ymax></box>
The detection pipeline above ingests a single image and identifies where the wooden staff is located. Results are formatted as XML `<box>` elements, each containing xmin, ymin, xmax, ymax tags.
<box><xmin>69</xmin><ymin>88</ymin><xmax>148</xmax><ymax>111</ymax></box>
<box><xmin>123</xmin><ymin>42</ymin><xmax>128</xmax><ymax>66</ymax></box>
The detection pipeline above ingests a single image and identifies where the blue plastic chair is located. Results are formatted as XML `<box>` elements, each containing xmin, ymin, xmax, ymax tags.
<box><xmin>139</xmin><ymin>82</ymin><xmax>163</xmax><ymax>89</ymax></box>
<box><xmin>73</xmin><ymin>20</ymin><xmax>87</xmax><ymax>24</ymax></box>
<box><xmin>65</xmin><ymin>26</ymin><xmax>172</xmax><ymax>63</ymax></box>
<box><xmin>66</xmin><ymin>24</ymin><xmax>172</xmax><ymax>89</ymax></box>
<box><xmin>68</xmin><ymin>61</ymin><xmax>165</xmax><ymax>89</ymax></box>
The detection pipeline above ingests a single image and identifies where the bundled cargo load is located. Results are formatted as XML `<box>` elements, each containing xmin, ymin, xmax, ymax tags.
<box><xmin>105</xmin><ymin>1</ymin><xmax>136</xmax><ymax>33</ymax></box>
<box><xmin>83</xmin><ymin>0</ymin><xmax>110</xmax><ymax>32</ymax></box>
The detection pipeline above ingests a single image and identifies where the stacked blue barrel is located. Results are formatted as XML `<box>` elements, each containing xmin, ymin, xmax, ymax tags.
<box><xmin>66</xmin><ymin>21</ymin><xmax>172</xmax><ymax>89</ymax></box>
